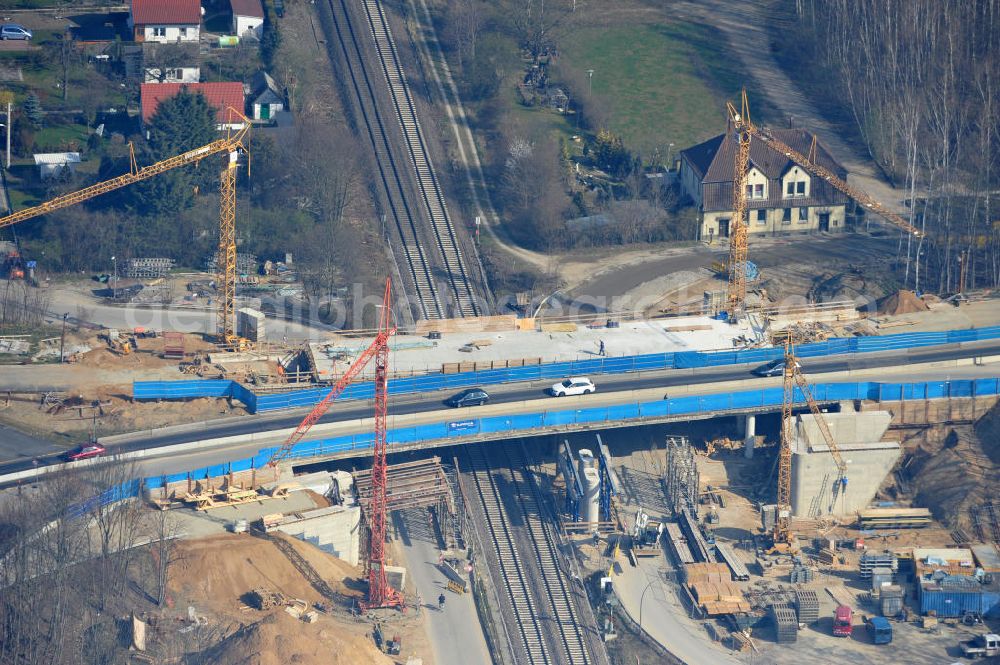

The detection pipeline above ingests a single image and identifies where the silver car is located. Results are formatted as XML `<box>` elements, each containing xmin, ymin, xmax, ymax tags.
<box><xmin>1</xmin><ymin>24</ymin><xmax>33</xmax><ymax>41</ymax></box>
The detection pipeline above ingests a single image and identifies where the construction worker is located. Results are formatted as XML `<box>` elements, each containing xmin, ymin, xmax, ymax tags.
<box><xmin>598</xmin><ymin>340</ymin><xmax>606</xmax><ymax>356</ymax></box>
<box><xmin>438</xmin><ymin>593</ymin><xmax>446</xmax><ymax>610</ymax></box>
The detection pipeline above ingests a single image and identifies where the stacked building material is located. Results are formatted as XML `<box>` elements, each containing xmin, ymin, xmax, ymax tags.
<box><xmin>795</xmin><ymin>590</ymin><xmax>820</xmax><ymax>624</ymax></box>
<box><xmin>858</xmin><ymin>507</ymin><xmax>932</xmax><ymax>529</ymax></box>
<box><xmin>771</xmin><ymin>603</ymin><xmax>798</xmax><ymax>643</ymax></box>
<box><xmin>859</xmin><ymin>551</ymin><xmax>898</xmax><ymax>579</ymax></box>
<box><xmin>685</xmin><ymin>562</ymin><xmax>750</xmax><ymax>615</ymax></box>
<box><xmin>665</xmin><ymin>522</ymin><xmax>695</xmax><ymax>564</ymax></box>
<box><xmin>790</xmin><ymin>563</ymin><xmax>814</xmax><ymax>583</ymax></box>
<box><xmin>913</xmin><ymin>548</ymin><xmax>975</xmax><ymax>580</ymax></box>
<box><xmin>715</xmin><ymin>542</ymin><xmax>751</xmax><ymax>581</ymax></box>
<box><xmin>880</xmin><ymin>585</ymin><xmax>904</xmax><ymax>617</ymax></box>
<box><xmin>237</xmin><ymin>307</ymin><xmax>266</xmax><ymax>342</ymax></box>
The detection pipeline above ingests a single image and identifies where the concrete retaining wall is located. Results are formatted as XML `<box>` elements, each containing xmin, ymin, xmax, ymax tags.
<box><xmin>274</xmin><ymin>505</ymin><xmax>361</xmax><ymax>566</ymax></box>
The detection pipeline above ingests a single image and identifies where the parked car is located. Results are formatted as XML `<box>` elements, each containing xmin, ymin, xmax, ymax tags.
<box><xmin>63</xmin><ymin>443</ymin><xmax>106</xmax><ymax>461</ymax></box>
<box><xmin>445</xmin><ymin>387</ymin><xmax>489</xmax><ymax>408</ymax></box>
<box><xmin>549</xmin><ymin>377</ymin><xmax>596</xmax><ymax>397</ymax></box>
<box><xmin>0</xmin><ymin>24</ymin><xmax>33</xmax><ymax>40</ymax></box>
<box><xmin>751</xmin><ymin>358</ymin><xmax>801</xmax><ymax>377</ymax></box>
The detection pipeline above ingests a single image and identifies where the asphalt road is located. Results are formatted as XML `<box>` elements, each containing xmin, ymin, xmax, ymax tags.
<box><xmin>2</xmin><ymin>339</ymin><xmax>998</xmax><ymax>477</ymax></box>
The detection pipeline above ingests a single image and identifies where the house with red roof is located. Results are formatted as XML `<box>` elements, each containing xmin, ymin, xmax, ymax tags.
<box><xmin>129</xmin><ymin>0</ymin><xmax>202</xmax><ymax>44</ymax></box>
<box><xmin>140</xmin><ymin>83</ymin><xmax>246</xmax><ymax>131</ymax></box>
<box><xmin>231</xmin><ymin>0</ymin><xmax>265</xmax><ymax>40</ymax></box>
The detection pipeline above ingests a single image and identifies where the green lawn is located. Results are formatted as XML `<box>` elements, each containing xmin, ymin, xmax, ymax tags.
<box><xmin>559</xmin><ymin>21</ymin><xmax>772</xmax><ymax>158</ymax></box>
<box><xmin>33</xmin><ymin>123</ymin><xmax>89</xmax><ymax>152</ymax></box>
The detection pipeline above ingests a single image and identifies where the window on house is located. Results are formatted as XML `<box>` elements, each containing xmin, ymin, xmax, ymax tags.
<box><xmin>796</xmin><ymin>181</ymin><xmax>806</xmax><ymax>195</ymax></box>
<box><xmin>745</xmin><ymin>185</ymin><xmax>753</xmax><ymax>199</ymax></box>
<box><xmin>179</xmin><ymin>27</ymin><xmax>188</xmax><ymax>37</ymax></box>
<box><xmin>787</xmin><ymin>181</ymin><xmax>795</xmax><ymax>196</ymax></box>
<box><xmin>754</xmin><ymin>184</ymin><xmax>764</xmax><ymax>198</ymax></box>
<box><xmin>153</xmin><ymin>26</ymin><xmax>166</xmax><ymax>37</ymax></box>
<box><xmin>756</xmin><ymin>209</ymin><xmax>766</xmax><ymax>224</ymax></box>
<box><xmin>799</xmin><ymin>207</ymin><xmax>809</xmax><ymax>223</ymax></box>
<box><xmin>782</xmin><ymin>208</ymin><xmax>792</xmax><ymax>223</ymax></box>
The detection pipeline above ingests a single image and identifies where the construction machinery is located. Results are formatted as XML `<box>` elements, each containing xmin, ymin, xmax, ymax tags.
<box><xmin>772</xmin><ymin>340</ymin><xmax>849</xmax><ymax>550</ymax></box>
<box><xmin>265</xmin><ymin>278</ymin><xmax>405</xmax><ymax>612</ymax></box>
<box><xmin>0</xmin><ymin>108</ymin><xmax>251</xmax><ymax>344</ymax></box>
<box><xmin>724</xmin><ymin>90</ymin><xmax>923</xmax><ymax>316</ymax></box>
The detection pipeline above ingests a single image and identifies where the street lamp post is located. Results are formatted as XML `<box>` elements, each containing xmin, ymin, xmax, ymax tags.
<box><xmin>59</xmin><ymin>312</ymin><xmax>68</xmax><ymax>363</ymax></box>
<box><xmin>586</xmin><ymin>69</ymin><xmax>594</xmax><ymax>96</ymax></box>
<box><xmin>111</xmin><ymin>255</ymin><xmax>118</xmax><ymax>300</ymax></box>
<box><xmin>638</xmin><ymin>579</ymin><xmax>656</xmax><ymax>631</ymax></box>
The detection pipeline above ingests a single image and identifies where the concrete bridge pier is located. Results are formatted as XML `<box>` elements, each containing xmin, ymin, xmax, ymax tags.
<box><xmin>742</xmin><ymin>414</ymin><xmax>756</xmax><ymax>459</ymax></box>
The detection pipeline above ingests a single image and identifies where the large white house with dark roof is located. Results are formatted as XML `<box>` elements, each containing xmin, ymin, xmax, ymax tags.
<box><xmin>679</xmin><ymin>127</ymin><xmax>850</xmax><ymax>242</ymax></box>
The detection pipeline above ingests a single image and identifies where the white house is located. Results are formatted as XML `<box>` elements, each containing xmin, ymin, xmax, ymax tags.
<box><xmin>249</xmin><ymin>71</ymin><xmax>283</xmax><ymax>121</ymax></box>
<box><xmin>231</xmin><ymin>0</ymin><xmax>264</xmax><ymax>40</ymax></box>
<box><xmin>34</xmin><ymin>153</ymin><xmax>81</xmax><ymax>179</ymax></box>
<box><xmin>129</xmin><ymin>0</ymin><xmax>202</xmax><ymax>44</ymax></box>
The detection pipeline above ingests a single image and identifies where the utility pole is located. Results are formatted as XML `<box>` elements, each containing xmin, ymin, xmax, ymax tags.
<box><xmin>59</xmin><ymin>312</ymin><xmax>67</xmax><ymax>363</ymax></box>
<box><xmin>0</xmin><ymin>91</ymin><xmax>12</xmax><ymax>170</ymax></box>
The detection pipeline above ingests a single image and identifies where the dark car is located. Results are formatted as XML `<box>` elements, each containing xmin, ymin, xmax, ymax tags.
<box><xmin>751</xmin><ymin>358</ymin><xmax>801</xmax><ymax>377</ymax></box>
<box><xmin>446</xmin><ymin>388</ymin><xmax>489</xmax><ymax>408</ymax></box>
<box><xmin>63</xmin><ymin>443</ymin><xmax>106</xmax><ymax>462</ymax></box>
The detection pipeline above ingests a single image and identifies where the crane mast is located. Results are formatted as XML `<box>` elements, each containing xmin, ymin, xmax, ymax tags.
<box><xmin>726</xmin><ymin>90</ymin><xmax>752</xmax><ymax>318</ymax></box>
<box><xmin>0</xmin><ymin>108</ymin><xmax>251</xmax><ymax>343</ymax></box>
<box><xmin>264</xmin><ymin>278</ymin><xmax>404</xmax><ymax>611</ymax></box>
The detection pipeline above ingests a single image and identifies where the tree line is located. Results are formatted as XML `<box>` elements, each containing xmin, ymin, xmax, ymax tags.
<box><xmin>782</xmin><ymin>0</ymin><xmax>1000</xmax><ymax>293</ymax></box>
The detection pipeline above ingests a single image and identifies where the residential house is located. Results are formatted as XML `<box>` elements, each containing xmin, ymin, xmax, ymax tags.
<box><xmin>140</xmin><ymin>82</ymin><xmax>246</xmax><ymax>130</ymax></box>
<box><xmin>142</xmin><ymin>43</ymin><xmax>200</xmax><ymax>83</ymax></box>
<box><xmin>248</xmin><ymin>71</ymin><xmax>283</xmax><ymax>121</ymax></box>
<box><xmin>679</xmin><ymin>127</ymin><xmax>849</xmax><ymax>241</ymax></box>
<box><xmin>129</xmin><ymin>0</ymin><xmax>202</xmax><ymax>44</ymax></box>
<box><xmin>231</xmin><ymin>0</ymin><xmax>265</xmax><ymax>39</ymax></box>
<box><xmin>34</xmin><ymin>153</ymin><xmax>81</xmax><ymax>179</ymax></box>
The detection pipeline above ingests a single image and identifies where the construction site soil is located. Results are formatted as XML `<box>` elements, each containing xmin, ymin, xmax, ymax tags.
<box><xmin>907</xmin><ymin>401</ymin><xmax>1000</xmax><ymax>534</ymax></box>
<box><xmin>169</xmin><ymin>534</ymin><xmax>393</xmax><ymax>665</ymax></box>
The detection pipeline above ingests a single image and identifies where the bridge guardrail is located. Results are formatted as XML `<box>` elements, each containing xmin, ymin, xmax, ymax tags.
<box><xmin>132</xmin><ymin>325</ymin><xmax>1000</xmax><ymax>413</ymax></box>
<box><xmin>138</xmin><ymin>377</ymin><xmax>1000</xmax><ymax>491</ymax></box>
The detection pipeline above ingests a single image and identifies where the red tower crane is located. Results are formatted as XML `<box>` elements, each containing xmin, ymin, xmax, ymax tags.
<box><xmin>265</xmin><ymin>277</ymin><xmax>404</xmax><ymax>611</ymax></box>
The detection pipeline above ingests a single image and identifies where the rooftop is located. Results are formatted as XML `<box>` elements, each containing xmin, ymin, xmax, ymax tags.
<box><xmin>130</xmin><ymin>0</ymin><xmax>202</xmax><ymax>25</ymax></box>
<box><xmin>231</xmin><ymin>0</ymin><xmax>265</xmax><ymax>18</ymax></box>
<box><xmin>140</xmin><ymin>82</ymin><xmax>245</xmax><ymax>125</ymax></box>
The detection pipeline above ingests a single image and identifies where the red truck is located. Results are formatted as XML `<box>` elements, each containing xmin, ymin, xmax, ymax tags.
<box><xmin>833</xmin><ymin>605</ymin><xmax>854</xmax><ymax>637</ymax></box>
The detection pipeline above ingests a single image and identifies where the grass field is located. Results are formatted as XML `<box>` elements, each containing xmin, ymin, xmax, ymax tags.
<box><xmin>559</xmin><ymin>19</ymin><xmax>771</xmax><ymax>159</ymax></box>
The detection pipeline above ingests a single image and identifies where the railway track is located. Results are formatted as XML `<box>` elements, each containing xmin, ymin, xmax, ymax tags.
<box><xmin>325</xmin><ymin>0</ymin><xmax>442</xmax><ymax>320</ymax></box>
<box><xmin>323</xmin><ymin>0</ymin><xmax>481</xmax><ymax>319</ymax></box>
<box><xmin>359</xmin><ymin>0</ymin><xmax>481</xmax><ymax>318</ymax></box>
<box><xmin>464</xmin><ymin>443</ymin><xmax>607</xmax><ymax>665</ymax></box>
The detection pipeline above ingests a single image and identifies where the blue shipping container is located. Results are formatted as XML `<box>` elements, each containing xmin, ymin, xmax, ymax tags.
<box><xmin>919</xmin><ymin>582</ymin><xmax>1000</xmax><ymax>618</ymax></box>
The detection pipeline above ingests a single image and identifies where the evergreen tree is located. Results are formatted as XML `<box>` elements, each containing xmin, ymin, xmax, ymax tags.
<box><xmin>23</xmin><ymin>92</ymin><xmax>43</xmax><ymax>127</ymax></box>
<box><xmin>131</xmin><ymin>89</ymin><xmax>218</xmax><ymax>216</ymax></box>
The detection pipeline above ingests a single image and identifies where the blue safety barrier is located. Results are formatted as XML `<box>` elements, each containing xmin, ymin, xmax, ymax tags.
<box><xmin>140</xmin><ymin>378</ymin><xmax>1000</xmax><ymax>490</ymax></box>
<box><xmin>132</xmin><ymin>325</ymin><xmax>1000</xmax><ymax>413</ymax></box>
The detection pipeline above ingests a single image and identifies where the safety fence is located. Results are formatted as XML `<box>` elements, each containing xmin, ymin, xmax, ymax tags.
<box><xmin>132</xmin><ymin>325</ymin><xmax>1000</xmax><ymax>414</ymax></box>
<box><xmin>140</xmin><ymin>377</ymin><xmax>1000</xmax><ymax>491</ymax></box>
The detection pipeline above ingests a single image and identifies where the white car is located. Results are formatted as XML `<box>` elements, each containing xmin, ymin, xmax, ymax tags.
<box><xmin>550</xmin><ymin>377</ymin><xmax>596</xmax><ymax>397</ymax></box>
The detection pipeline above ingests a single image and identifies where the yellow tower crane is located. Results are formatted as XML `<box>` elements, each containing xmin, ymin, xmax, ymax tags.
<box><xmin>0</xmin><ymin>109</ymin><xmax>250</xmax><ymax>344</ymax></box>
<box><xmin>725</xmin><ymin>90</ymin><xmax>752</xmax><ymax>319</ymax></box>
<box><xmin>725</xmin><ymin>90</ymin><xmax>924</xmax><ymax>317</ymax></box>
<box><xmin>773</xmin><ymin>340</ymin><xmax>849</xmax><ymax>549</ymax></box>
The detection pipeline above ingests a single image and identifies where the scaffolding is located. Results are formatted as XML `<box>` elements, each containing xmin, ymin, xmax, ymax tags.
<box><xmin>206</xmin><ymin>251</ymin><xmax>257</xmax><ymax>276</ymax></box>
<box><xmin>352</xmin><ymin>457</ymin><xmax>459</xmax><ymax>549</ymax></box>
<box><xmin>126</xmin><ymin>257</ymin><xmax>175</xmax><ymax>279</ymax></box>
<box><xmin>665</xmin><ymin>436</ymin><xmax>699</xmax><ymax>516</ymax></box>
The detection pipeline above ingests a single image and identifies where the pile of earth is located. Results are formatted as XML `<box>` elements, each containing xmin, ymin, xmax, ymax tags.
<box><xmin>877</xmin><ymin>289</ymin><xmax>929</xmax><ymax>315</ymax></box>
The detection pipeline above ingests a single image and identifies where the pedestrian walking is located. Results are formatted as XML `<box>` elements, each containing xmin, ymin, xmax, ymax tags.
<box><xmin>438</xmin><ymin>593</ymin><xmax>446</xmax><ymax>611</ymax></box>
<box><xmin>598</xmin><ymin>340</ymin><xmax>606</xmax><ymax>357</ymax></box>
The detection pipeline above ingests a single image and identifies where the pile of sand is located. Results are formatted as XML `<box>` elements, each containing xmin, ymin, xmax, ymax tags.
<box><xmin>201</xmin><ymin>609</ymin><xmax>391</xmax><ymax>665</ymax></box>
<box><xmin>877</xmin><ymin>289</ymin><xmax>929</xmax><ymax>315</ymax></box>
<box><xmin>170</xmin><ymin>534</ymin><xmax>363</xmax><ymax>612</ymax></box>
